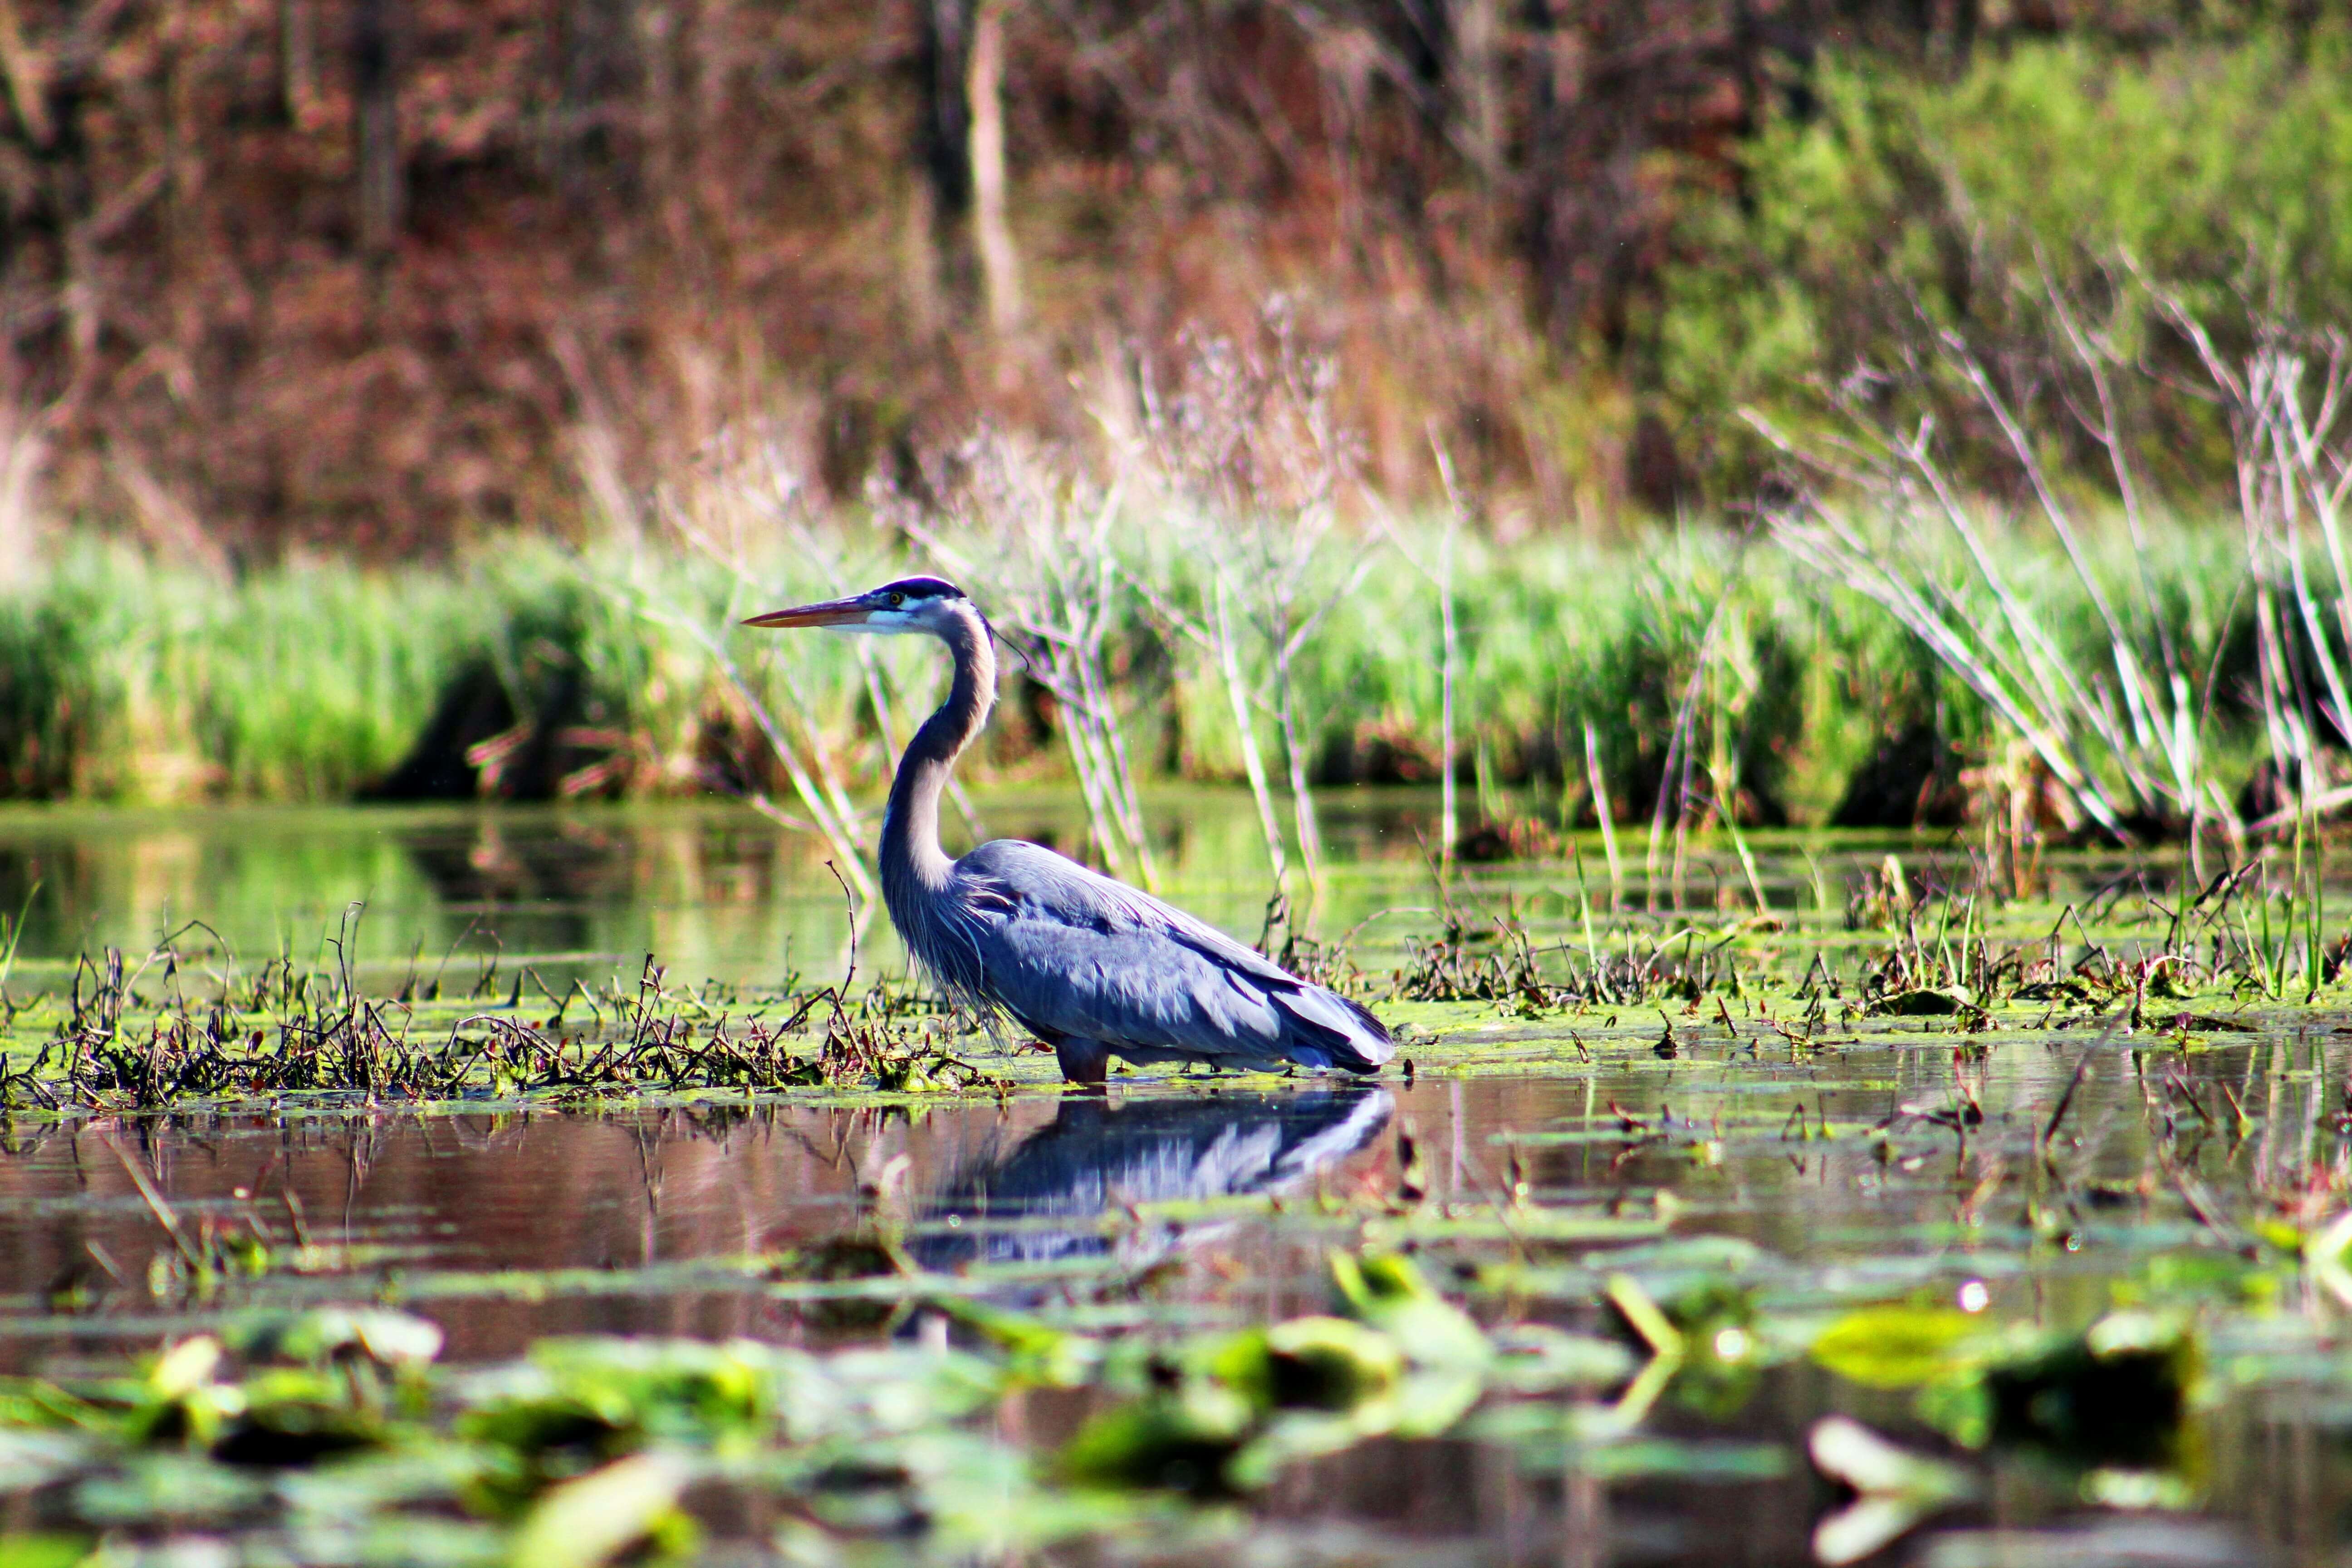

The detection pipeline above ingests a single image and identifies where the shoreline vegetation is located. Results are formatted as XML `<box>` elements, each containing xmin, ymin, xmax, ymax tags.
<box><xmin>0</xmin><ymin>516</ymin><xmax>2303</xmax><ymax>845</ymax></box>
<box><xmin>6</xmin><ymin>838</ymin><xmax>2352</xmax><ymax>1112</ymax></box>
<box><xmin>11</xmin><ymin>75</ymin><xmax>2352</xmax><ymax>884</ymax></box>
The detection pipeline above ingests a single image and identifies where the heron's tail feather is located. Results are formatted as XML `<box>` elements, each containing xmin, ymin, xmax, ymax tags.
<box><xmin>1272</xmin><ymin>985</ymin><xmax>1395</xmax><ymax>1073</ymax></box>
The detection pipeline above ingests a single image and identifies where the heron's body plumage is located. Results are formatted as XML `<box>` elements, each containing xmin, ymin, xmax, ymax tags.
<box><xmin>766</xmin><ymin>575</ymin><xmax>1392</xmax><ymax>1084</ymax></box>
<box><xmin>900</xmin><ymin>837</ymin><xmax>1392</xmax><ymax>1076</ymax></box>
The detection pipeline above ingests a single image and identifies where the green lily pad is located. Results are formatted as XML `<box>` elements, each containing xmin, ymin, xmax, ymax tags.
<box><xmin>1811</xmin><ymin>1306</ymin><xmax>1984</xmax><ymax>1389</ymax></box>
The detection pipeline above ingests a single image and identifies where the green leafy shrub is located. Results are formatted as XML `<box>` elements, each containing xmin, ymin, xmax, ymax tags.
<box><xmin>1664</xmin><ymin>31</ymin><xmax>2352</xmax><ymax>499</ymax></box>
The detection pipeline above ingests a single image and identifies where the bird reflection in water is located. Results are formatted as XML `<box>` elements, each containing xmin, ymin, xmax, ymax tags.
<box><xmin>909</xmin><ymin>1085</ymin><xmax>1394</xmax><ymax>1276</ymax></box>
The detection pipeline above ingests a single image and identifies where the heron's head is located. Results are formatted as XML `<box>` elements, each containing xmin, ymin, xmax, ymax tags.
<box><xmin>742</xmin><ymin>576</ymin><xmax>971</xmax><ymax>636</ymax></box>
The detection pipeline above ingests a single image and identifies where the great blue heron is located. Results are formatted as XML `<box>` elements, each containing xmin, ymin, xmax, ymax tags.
<box><xmin>745</xmin><ymin>576</ymin><xmax>1394</xmax><ymax>1084</ymax></box>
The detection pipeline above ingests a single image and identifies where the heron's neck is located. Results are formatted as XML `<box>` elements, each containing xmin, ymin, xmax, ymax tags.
<box><xmin>882</xmin><ymin>606</ymin><xmax>995</xmax><ymax>896</ymax></box>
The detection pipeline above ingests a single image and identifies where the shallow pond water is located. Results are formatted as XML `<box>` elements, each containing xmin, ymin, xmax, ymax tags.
<box><xmin>6</xmin><ymin>797</ymin><xmax>2352</xmax><ymax>1566</ymax></box>
<box><xmin>0</xmin><ymin>792</ymin><xmax>1454</xmax><ymax>988</ymax></box>
<box><xmin>6</xmin><ymin>1014</ymin><xmax>2352</xmax><ymax>1564</ymax></box>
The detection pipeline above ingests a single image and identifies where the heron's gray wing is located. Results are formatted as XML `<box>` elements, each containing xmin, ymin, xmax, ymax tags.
<box><xmin>1128</xmin><ymin>893</ymin><xmax>1395</xmax><ymax>1062</ymax></box>
<box><xmin>952</xmin><ymin>840</ymin><xmax>1392</xmax><ymax>1070</ymax></box>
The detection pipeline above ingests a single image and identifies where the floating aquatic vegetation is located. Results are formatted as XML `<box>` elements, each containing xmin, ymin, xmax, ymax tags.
<box><xmin>9</xmin><ymin>828</ymin><xmax>2352</xmax><ymax>1114</ymax></box>
<box><xmin>11</xmin><ymin>842</ymin><xmax>2352</xmax><ymax>1565</ymax></box>
<box><xmin>1808</xmin><ymin>1300</ymin><xmax>2207</xmax><ymax>1496</ymax></box>
<box><xmin>0</xmin><ymin>1255</ymin><xmax>1654</xmax><ymax>1564</ymax></box>
<box><xmin>1059</xmin><ymin>1250</ymin><xmax>1622</xmax><ymax>1500</ymax></box>
<box><xmin>1809</xmin><ymin>1304</ymin><xmax>1982</xmax><ymax>1391</ymax></box>
<box><xmin>1807</xmin><ymin>1417</ymin><xmax>1977</xmax><ymax>1567</ymax></box>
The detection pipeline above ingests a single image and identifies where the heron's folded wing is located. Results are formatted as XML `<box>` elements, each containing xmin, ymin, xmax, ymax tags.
<box><xmin>952</xmin><ymin>839</ymin><xmax>1388</xmax><ymax>1066</ymax></box>
<box><xmin>972</xmin><ymin>902</ymin><xmax>1291</xmax><ymax>1053</ymax></box>
<box><xmin>960</xmin><ymin>839</ymin><xmax>1294</xmax><ymax>978</ymax></box>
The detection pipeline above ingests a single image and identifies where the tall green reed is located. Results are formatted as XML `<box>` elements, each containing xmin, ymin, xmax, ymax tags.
<box><xmin>0</xmin><ymin>510</ymin><xmax>2292</xmax><ymax>891</ymax></box>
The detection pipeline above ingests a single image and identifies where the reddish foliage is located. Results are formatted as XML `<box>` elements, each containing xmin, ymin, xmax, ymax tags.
<box><xmin>0</xmin><ymin>0</ymin><xmax>2074</xmax><ymax>554</ymax></box>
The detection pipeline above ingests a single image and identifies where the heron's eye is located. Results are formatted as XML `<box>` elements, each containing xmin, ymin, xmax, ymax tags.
<box><xmin>885</xmin><ymin>591</ymin><xmax>905</xmax><ymax>608</ymax></box>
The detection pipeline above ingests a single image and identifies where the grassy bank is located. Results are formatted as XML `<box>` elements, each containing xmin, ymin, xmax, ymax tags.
<box><xmin>0</xmin><ymin>520</ymin><xmax>2284</xmax><ymax>841</ymax></box>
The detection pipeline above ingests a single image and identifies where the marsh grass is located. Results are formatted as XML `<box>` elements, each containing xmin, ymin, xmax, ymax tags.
<box><xmin>3</xmin><ymin>515</ymin><xmax>2304</xmax><ymax>877</ymax></box>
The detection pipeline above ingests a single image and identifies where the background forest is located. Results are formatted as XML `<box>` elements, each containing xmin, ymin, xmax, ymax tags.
<box><xmin>5</xmin><ymin>0</ymin><xmax>2346</xmax><ymax>552</ymax></box>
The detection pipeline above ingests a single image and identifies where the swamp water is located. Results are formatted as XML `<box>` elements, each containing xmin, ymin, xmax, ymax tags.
<box><xmin>0</xmin><ymin>797</ymin><xmax>2350</xmax><ymax>1567</ymax></box>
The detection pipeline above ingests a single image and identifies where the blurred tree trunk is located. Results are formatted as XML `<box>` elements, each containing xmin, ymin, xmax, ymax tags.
<box><xmin>0</xmin><ymin>404</ymin><xmax>44</xmax><ymax>586</ymax></box>
<box><xmin>0</xmin><ymin>0</ymin><xmax>49</xmax><ymax>151</ymax></box>
<box><xmin>36</xmin><ymin>15</ymin><xmax>97</xmax><ymax>397</ymax></box>
<box><xmin>636</xmin><ymin>1</ymin><xmax>688</xmax><ymax>255</ymax></box>
<box><xmin>917</xmin><ymin>0</ymin><xmax>974</xmax><ymax>315</ymax></box>
<box><xmin>278</xmin><ymin>0</ymin><xmax>314</xmax><ymax>126</ymax></box>
<box><xmin>1377</xmin><ymin>0</ymin><xmax>1451</xmax><ymax>275</ymax></box>
<box><xmin>351</xmin><ymin>0</ymin><xmax>404</xmax><ymax>257</ymax></box>
<box><xmin>1519</xmin><ymin>0</ymin><xmax>1593</xmax><ymax>346</ymax></box>
<box><xmin>1453</xmin><ymin>0</ymin><xmax>1501</xmax><ymax>197</ymax></box>
<box><xmin>967</xmin><ymin>0</ymin><xmax>1022</xmax><ymax>338</ymax></box>
<box><xmin>548</xmin><ymin>0</ymin><xmax>645</xmax><ymax>199</ymax></box>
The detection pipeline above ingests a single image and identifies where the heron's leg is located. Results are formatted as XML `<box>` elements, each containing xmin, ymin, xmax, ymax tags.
<box><xmin>1054</xmin><ymin>1037</ymin><xmax>1111</xmax><ymax>1086</ymax></box>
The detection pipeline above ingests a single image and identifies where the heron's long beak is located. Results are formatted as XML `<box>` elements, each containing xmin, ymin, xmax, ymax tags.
<box><xmin>742</xmin><ymin>596</ymin><xmax>869</xmax><ymax>629</ymax></box>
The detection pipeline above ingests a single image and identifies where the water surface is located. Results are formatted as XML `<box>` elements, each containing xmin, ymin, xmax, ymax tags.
<box><xmin>4</xmin><ymin>1018</ymin><xmax>2348</xmax><ymax>1564</ymax></box>
<box><xmin>4</xmin><ymin>796</ymin><xmax>2351</xmax><ymax>1565</ymax></box>
<box><xmin>0</xmin><ymin>792</ymin><xmax>1448</xmax><ymax>987</ymax></box>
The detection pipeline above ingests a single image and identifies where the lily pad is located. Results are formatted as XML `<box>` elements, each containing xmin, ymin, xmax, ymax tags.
<box><xmin>1811</xmin><ymin>1306</ymin><xmax>1983</xmax><ymax>1389</ymax></box>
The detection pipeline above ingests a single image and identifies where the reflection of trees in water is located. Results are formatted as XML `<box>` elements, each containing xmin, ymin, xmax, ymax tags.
<box><xmin>0</xmin><ymin>813</ymin><xmax>651</xmax><ymax>968</ymax></box>
<box><xmin>393</xmin><ymin>812</ymin><xmax>836</xmax><ymax>967</ymax></box>
<box><xmin>397</xmin><ymin>816</ymin><xmax>620</xmax><ymax>924</ymax></box>
<box><xmin>0</xmin><ymin>835</ymin><xmax>101</xmax><ymax>955</ymax></box>
<box><xmin>0</xmin><ymin>798</ymin><xmax>1429</xmax><ymax>989</ymax></box>
<box><xmin>0</xmin><ymin>1102</ymin><xmax>854</xmax><ymax>1367</ymax></box>
<box><xmin>909</xmin><ymin>1086</ymin><xmax>1393</xmax><ymax>1274</ymax></box>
